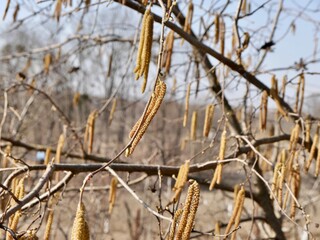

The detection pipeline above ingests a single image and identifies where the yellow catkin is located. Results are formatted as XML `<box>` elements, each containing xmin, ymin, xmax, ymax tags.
<box><xmin>190</xmin><ymin>111</ymin><xmax>197</xmax><ymax>140</ymax></box>
<box><xmin>172</xmin><ymin>160</ymin><xmax>190</xmax><ymax>202</ymax></box>
<box><xmin>43</xmin><ymin>53</ymin><xmax>52</xmax><ymax>74</ymax></box>
<box><xmin>289</xmin><ymin>123</ymin><xmax>300</xmax><ymax>152</ymax></box>
<box><xmin>108</xmin><ymin>177</ymin><xmax>118</xmax><ymax>214</ymax></box>
<box><xmin>209</xmin><ymin>163</ymin><xmax>223</xmax><ymax>190</ymax></box>
<box><xmin>167</xmin><ymin>208</ymin><xmax>183</xmax><ymax>240</ymax></box>
<box><xmin>230</xmin><ymin>189</ymin><xmax>245</xmax><ymax>240</ymax></box>
<box><xmin>281</xmin><ymin>75</ymin><xmax>287</xmax><ymax>98</ymax></box>
<box><xmin>7</xmin><ymin>211</ymin><xmax>21</xmax><ymax>240</ymax></box>
<box><xmin>203</xmin><ymin>104</ymin><xmax>215</xmax><ymax>137</ymax></box>
<box><xmin>219</xmin><ymin>127</ymin><xmax>227</xmax><ymax>160</ymax></box>
<box><xmin>44</xmin><ymin>210</ymin><xmax>54</xmax><ymax>240</ymax></box>
<box><xmin>233</xmin><ymin>184</ymin><xmax>240</xmax><ymax>205</ymax></box>
<box><xmin>219</xmin><ymin>17</ymin><xmax>225</xmax><ymax>56</ymax></box>
<box><xmin>305</xmin><ymin>119</ymin><xmax>311</xmax><ymax>150</ymax></box>
<box><xmin>84</xmin><ymin>111</ymin><xmax>97</xmax><ymax>154</ymax></box>
<box><xmin>44</xmin><ymin>147</ymin><xmax>51</xmax><ymax>165</ymax></box>
<box><xmin>141</xmin><ymin>14</ymin><xmax>154</xmax><ymax>93</ymax></box>
<box><xmin>315</xmin><ymin>140</ymin><xmax>320</xmax><ymax>177</ymax></box>
<box><xmin>270</xmin><ymin>75</ymin><xmax>287</xmax><ymax>118</ymax></box>
<box><xmin>241</xmin><ymin>0</ymin><xmax>247</xmax><ymax>14</ymax></box>
<box><xmin>126</xmin><ymin>80</ymin><xmax>166</xmax><ymax>156</ymax></box>
<box><xmin>134</xmin><ymin>9</ymin><xmax>150</xmax><ymax>77</ymax></box>
<box><xmin>171</xmin><ymin>77</ymin><xmax>177</xmax><ymax>94</ymax></box>
<box><xmin>3</xmin><ymin>145</ymin><xmax>11</xmax><ymax>168</ymax></box>
<box><xmin>181</xmin><ymin>2</ymin><xmax>193</xmax><ymax>46</ymax></box>
<box><xmin>73</xmin><ymin>92</ymin><xmax>80</xmax><ymax>106</ymax></box>
<box><xmin>71</xmin><ymin>202</ymin><xmax>90</xmax><ymax>240</ymax></box>
<box><xmin>55</xmin><ymin>134</ymin><xmax>64</xmax><ymax>164</ymax></box>
<box><xmin>163</xmin><ymin>30</ymin><xmax>174</xmax><ymax>75</ymax></box>
<box><xmin>214</xmin><ymin>14</ymin><xmax>220</xmax><ymax>45</ymax></box>
<box><xmin>54</xmin><ymin>0</ymin><xmax>62</xmax><ymax>22</ymax></box>
<box><xmin>298</xmin><ymin>73</ymin><xmax>305</xmax><ymax>115</ymax></box>
<box><xmin>176</xmin><ymin>181</ymin><xmax>200</xmax><ymax>240</ymax></box>
<box><xmin>260</xmin><ymin>91</ymin><xmax>268</xmax><ymax>131</ymax></box>
<box><xmin>224</xmin><ymin>187</ymin><xmax>245</xmax><ymax>236</ymax></box>
<box><xmin>183</xmin><ymin>83</ymin><xmax>191</xmax><ymax>127</ymax></box>
<box><xmin>108</xmin><ymin>98</ymin><xmax>117</xmax><ymax>125</ymax></box>
<box><xmin>214</xmin><ymin>221</ymin><xmax>221</xmax><ymax>240</ymax></box>
<box><xmin>271</xmin><ymin>162</ymin><xmax>281</xmax><ymax>199</ymax></box>
<box><xmin>277</xmin><ymin>164</ymin><xmax>286</xmax><ymax>206</ymax></box>
<box><xmin>305</xmin><ymin>126</ymin><xmax>319</xmax><ymax>172</ymax></box>
<box><xmin>290</xmin><ymin>166</ymin><xmax>300</xmax><ymax>219</ymax></box>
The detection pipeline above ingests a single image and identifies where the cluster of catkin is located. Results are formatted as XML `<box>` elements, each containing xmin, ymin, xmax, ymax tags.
<box><xmin>6</xmin><ymin>178</ymin><xmax>25</xmax><ymax>240</ymax></box>
<box><xmin>126</xmin><ymin>80</ymin><xmax>166</xmax><ymax>156</ymax></box>
<box><xmin>71</xmin><ymin>201</ymin><xmax>90</xmax><ymax>240</ymax></box>
<box><xmin>209</xmin><ymin>127</ymin><xmax>227</xmax><ymax>190</ymax></box>
<box><xmin>167</xmin><ymin>181</ymin><xmax>200</xmax><ymax>240</ymax></box>
<box><xmin>224</xmin><ymin>186</ymin><xmax>245</xmax><ymax>240</ymax></box>
<box><xmin>172</xmin><ymin>160</ymin><xmax>190</xmax><ymax>203</ymax></box>
<box><xmin>134</xmin><ymin>9</ymin><xmax>154</xmax><ymax>93</ymax></box>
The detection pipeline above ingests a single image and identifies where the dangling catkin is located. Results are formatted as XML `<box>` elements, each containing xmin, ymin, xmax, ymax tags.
<box><xmin>71</xmin><ymin>202</ymin><xmax>90</xmax><ymax>240</ymax></box>
<box><xmin>54</xmin><ymin>0</ymin><xmax>62</xmax><ymax>22</ymax></box>
<box><xmin>259</xmin><ymin>91</ymin><xmax>268</xmax><ymax>131</ymax></box>
<box><xmin>209</xmin><ymin>163</ymin><xmax>223</xmax><ymax>190</ymax></box>
<box><xmin>214</xmin><ymin>14</ymin><xmax>220</xmax><ymax>45</ymax></box>
<box><xmin>172</xmin><ymin>160</ymin><xmax>190</xmax><ymax>202</ymax></box>
<box><xmin>290</xmin><ymin>165</ymin><xmax>300</xmax><ymax>219</ymax></box>
<box><xmin>84</xmin><ymin>111</ymin><xmax>97</xmax><ymax>154</ymax></box>
<box><xmin>44</xmin><ymin>53</ymin><xmax>52</xmax><ymax>74</ymax></box>
<box><xmin>305</xmin><ymin>125</ymin><xmax>319</xmax><ymax>172</ymax></box>
<box><xmin>108</xmin><ymin>177</ymin><xmax>118</xmax><ymax>214</ymax></box>
<box><xmin>175</xmin><ymin>181</ymin><xmax>200</xmax><ymax>240</ymax></box>
<box><xmin>305</xmin><ymin>119</ymin><xmax>311</xmax><ymax>150</ymax></box>
<box><xmin>55</xmin><ymin>134</ymin><xmax>64</xmax><ymax>165</ymax></box>
<box><xmin>163</xmin><ymin>30</ymin><xmax>174</xmax><ymax>75</ymax></box>
<box><xmin>44</xmin><ymin>147</ymin><xmax>51</xmax><ymax>165</ymax></box>
<box><xmin>271</xmin><ymin>162</ymin><xmax>281</xmax><ymax>199</ymax></box>
<box><xmin>289</xmin><ymin>123</ymin><xmax>300</xmax><ymax>152</ymax></box>
<box><xmin>214</xmin><ymin>221</ymin><xmax>221</xmax><ymax>240</ymax></box>
<box><xmin>126</xmin><ymin>80</ymin><xmax>166</xmax><ymax>156</ymax></box>
<box><xmin>190</xmin><ymin>111</ymin><xmax>197</xmax><ymax>140</ymax></box>
<box><xmin>44</xmin><ymin>210</ymin><xmax>54</xmax><ymax>240</ymax></box>
<box><xmin>281</xmin><ymin>75</ymin><xmax>287</xmax><ymax>98</ymax></box>
<box><xmin>219</xmin><ymin>17</ymin><xmax>225</xmax><ymax>56</ymax></box>
<box><xmin>298</xmin><ymin>73</ymin><xmax>305</xmax><ymax>115</ymax></box>
<box><xmin>224</xmin><ymin>187</ymin><xmax>245</xmax><ymax>237</ymax></box>
<box><xmin>315</xmin><ymin>140</ymin><xmax>320</xmax><ymax>177</ymax></box>
<box><xmin>141</xmin><ymin>14</ymin><xmax>154</xmax><ymax>93</ymax></box>
<box><xmin>108</xmin><ymin>98</ymin><xmax>117</xmax><ymax>125</ymax></box>
<box><xmin>203</xmin><ymin>104</ymin><xmax>214</xmax><ymax>137</ymax></box>
<box><xmin>181</xmin><ymin>2</ymin><xmax>193</xmax><ymax>46</ymax></box>
<box><xmin>167</xmin><ymin>208</ymin><xmax>183</xmax><ymax>240</ymax></box>
<box><xmin>183</xmin><ymin>83</ymin><xmax>191</xmax><ymax>127</ymax></box>
<box><xmin>270</xmin><ymin>75</ymin><xmax>287</xmax><ymax>118</ymax></box>
<box><xmin>219</xmin><ymin>127</ymin><xmax>227</xmax><ymax>160</ymax></box>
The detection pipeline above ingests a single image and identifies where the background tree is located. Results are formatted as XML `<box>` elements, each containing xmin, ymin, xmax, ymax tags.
<box><xmin>1</xmin><ymin>0</ymin><xmax>320</xmax><ymax>239</ymax></box>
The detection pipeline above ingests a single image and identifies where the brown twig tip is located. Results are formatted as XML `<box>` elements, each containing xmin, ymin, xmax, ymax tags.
<box><xmin>71</xmin><ymin>202</ymin><xmax>90</xmax><ymax>240</ymax></box>
<box><xmin>203</xmin><ymin>104</ymin><xmax>214</xmax><ymax>137</ymax></box>
<box><xmin>176</xmin><ymin>180</ymin><xmax>200</xmax><ymax>240</ymax></box>
<box><xmin>108</xmin><ymin>177</ymin><xmax>118</xmax><ymax>214</ymax></box>
<box><xmin>126</xmin><ymin>80</ymin><xmax>166</xmax><ymax>156</ymax></box>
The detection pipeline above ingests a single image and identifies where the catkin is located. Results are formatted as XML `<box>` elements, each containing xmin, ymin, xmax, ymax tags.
<box><xmin>7</xmin><ymin>211</ymin><xmax>21</xmax><ymax>240</ymax></box>
<box><xmin>281</xmin><ymin>75</ymin><xmax>287</xmax><ymax>98</ymax></box>
<box><xmin>108</xmin><ymin>177</ymin><xmax>118</xmax><ymax>214</ymax></box>
<box><xmin>134</xmin><ymin>10</ymin><xmax>153</xmax><ymax>93</ymax></box>
<box><xmin>190</xmin><ymin>111</ymin><xmax>197</xmax><ymax>140</ymax></box>
<box><xmin>289</xmin><ymin>123</ymin><xmax>300</xmax><ymax>152</ymax></box>
<box><xmin>214</xmin><ymin>221</ymin><xmax>221</xmax><ymax>240</ymax></box>
<box><xmin>176</xmin><ymin>181</ymin><xmax>200</xmax><ymax>240</ymax></box>
<box><xmin>44</xmin><ymin>53</ymin><xmax>52</xmax><ymax>74</ymax></box>
<box><xmin>172</xmin><ymin>160</ymin><xmax>190</xmax><ymax>202</ymax></box>
<box><xmin>298</xmin><ymin>73</ymin><xmax>305</xmax><ymax>115</ymax></box>
<box><xmin>84</xmin><ymin>111</ymin><xmax>97</xmax><ymax>154</ymax></box>
<box><xmin>71</xmin><ymin>202</ymin><xmax>90</xmax><ymax>240</ymax></box>
<box><xmin>167</xmin><ymin>208</ymin><xmax>183</xmax><ymax>240</ymax></box>
<box><xmin>224</xmin><ymin>187</ymin><xmax>245</xmax><ymax>237</ymax></box>
<box><xmin>209</xmin><ymin>163</ymin><xmax>223</xmax><ymax>190</ymax></box>
<box><xmin>73</xmin><ymin>92</ymin><xmax>80</xmax><ymax>106</ymax></box>
<box><xmin>108</xmin><ymin>98</ymin><xmax>117</xmax><ymax>125</ymax></box>
<box><xmin>55</xmin><ymin>134</ymin><xmax>65</xmax><ymax>164</ymax></box>
<box><xmin>219</xmin><ymin>127</ymin><xmax>227</xmax><ymax>160</ymax></box>
<box><xmin>183</xmin><ymin>83</ymin><xmax>191</xmax><ymax>127</ymax></box>
<box><xmin>203</xmin><ymin>104</ymin><xmax>214</xmax><ymax>137</ymax></box>
<box><xmin>271</xmin><ymin>162</ymin><xmax>281</xmax><ymax>199</ymax></box>
<box><xmin>277</xmin><ymin>164</ymin><xmax>286</xmax><ymax>206</ymax></box>
<box><xmin>171</xmin><ymin>77</ymin><xmax>177</xmax><ymax>94</ymax></box>
<box><xmin>126</xmin><ymin>80</ymin><xmax>166</xmax><ymax>156</ymax></box>
<box><xmin>270</xmin><ymin>75</ymin><xmax>287</xmax><ymax>118</ymax></box>
<box><xmin>44</xmin><ymin>210</ymin><xmax>54</xmax><ymax>240</ymax></box>
<box><xmin>44</xmin><ymin>147</ymin><xmax>51</xmax><ymax>165</ymax></box>
<box><xmin>241</xmin><ymin>0</ymin><xmax>247</xmax><ymax>14</ymax></box>
<box><xmin>290</xmin><ymin>166</ymin><xmax>301</xmax><ymax>219</ymax></box>
<box><xmin>214</xmin><ymin>14</ymin><xmax>220</xmax><ymax>45</ymax></box>
<box><xmin>242</xmin><ymin>32</ymin><xmax>250</xmax><ymax>50</ymax></box>
<box><xmin>163</xmin><ymin>30</ymin><xmax>174</xmax><ymax>75</ymax></box>
<box><xmin>305</xmin><ymin>125</ymin><xmax>319</xmax><ymax>172</ymax></box>
<box><xmin>315</xmin><ymin>140</ymin><xmax>320</xmax><ymax>177</ymax></box>
<box><xmin>54</xmin><ymin>0</ymin><xmax>62</xmax><ymax>22</ymax></box>
<box><xmin>181</xmin><ymin>2</ymin><xmax>193</xmax><ymax>46</ymax></box>
<box><xmin>259</xmin><ymin>91</ymin><xmax>268</xmax><ymax>131</ymax></box>
<box><xmin>219</xmin><ymin>17</ymin><xmax>225</xmax><ymax>56</ymax></box>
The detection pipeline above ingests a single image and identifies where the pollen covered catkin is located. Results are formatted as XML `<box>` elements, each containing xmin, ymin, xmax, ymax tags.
<box><xmin>183</xmin><ymin>83</ymin><xmax>191</xmax><ymax>127</ymax></box>
<box><xmin>126</xmin><ymin>80</ymin><xmax>166</xmax><ymax>156</ymax></box>
<box><xmin>44</xmin><ymin>210</ymin><xmax>54</xmax><ymax>240</ymax></box>
<box><xmin>172</xmin><ymin>160</ymin><xmax>190</xmax><ymax>202</ymax></box>
<box><xmin>203</xmin><ymin>104</ymin><xmax>214</xmax><ymax>137</ymax></box>
<box><xmin>260</xmin><ymin>91</ymin><xmax>268</xmax><ymax>131</ymax></box>
<box><xmin>134</xmin><ymin>9</ymin><xmax>154</xmax><ymax>93</ymax></box>
<box><xmin>190</xmin><ymin>111</ymin><xmax>197</xmax><ymax>140</ymax></box>
<box><xmin>108</xmin><ymin>177</ymin><xmax>118</xmax><ymax>214</ymax></box>
<box><xmin>71</xmin><ymin>202</ymin><xmax>90</xmax><ymax>240</ymax></box>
